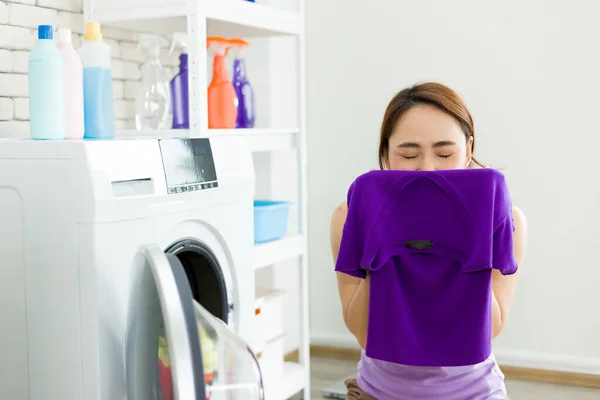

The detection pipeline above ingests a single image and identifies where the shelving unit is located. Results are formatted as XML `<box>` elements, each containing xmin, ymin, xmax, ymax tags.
<box><xmin>266</xmin><ymin>362</ymin><xmax>306</xmax><ymax>399</ymax></box>
<box><xmin>254</xmin><ymin>235</ymin><xmax>304</xmax><ymax>270</ymax></box>
<box><xmin>119</xmin><ymin>128</ymin><xmax>300</xmax><ymax>152</ymax></box>
<box><xmin>93</xmin><ymin>0</ymin><xmax>302</xmax><ymax>36</ymax></box>
<box><xmin>86</xmin><ymin>1</ymin><xmax>309</xmax><ymax>399</ymax></box>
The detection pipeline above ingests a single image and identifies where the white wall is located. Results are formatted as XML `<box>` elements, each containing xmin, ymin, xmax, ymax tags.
<box><xmin>307</xmin><ymin>0</ymin><xmax>600</xmax><ymax>373</ymax></box>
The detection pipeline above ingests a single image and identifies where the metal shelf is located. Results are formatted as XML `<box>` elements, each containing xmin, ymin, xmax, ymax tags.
<box><xmin>88</xmin><ymin>0</ymin><xmax>311</xmax><ymax>397</ymax></box>
<box><xmin>253</xmin><ymin>235</ymin><xmax>304</xmax><ymax>270</ymax></box>
<box><xmin>209</xmin><ymin>128</ymin><xmax>299</xmax><ymax>152</ymax></box>
<box><xmin>116</xmin><ymin>128</ymin><xmax>299</xmax><ymax>152</ymax></box>
<box><xmin>93</xmin><ymin>0</ymin><xmax>301</xmax><ymax>37</ymax></box>
<box><xmin>264</xmin><ymin>362</ymin><xmax>306</xmax><ymax>400</ymax></box>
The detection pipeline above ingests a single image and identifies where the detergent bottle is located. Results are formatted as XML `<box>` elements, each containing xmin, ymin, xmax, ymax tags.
<box><xmin>79</xmin><ymin>22</ymin><xmax>115</xmax><ymax>139</ymax></box>
<box><xmin>169</xmin><ymin>33</ymin><xmax>189</xmax><ymax>130</ymax></box>
<box><xmin>135</xmin><ymin>34</ymin><xmax>172</xmax><ymax>130</ymax></box>
<box><xmin>28</xmin><ymin>25</ymin><xmax>66</xmax><ymax>140</ymax></box>
<box><xmin>56</xmin><ymin>28</ymin><xmax>84</xmax><ymax>139</ymax></box>
<box><xmin>229</xmin><ymin>39</ymin><xmax>256</xmax><ymax>129</ymax></box>
<box><xmin>207</xmin><ymin>37</ymin><xmax>237</xmax><ymax>129</ymax></box>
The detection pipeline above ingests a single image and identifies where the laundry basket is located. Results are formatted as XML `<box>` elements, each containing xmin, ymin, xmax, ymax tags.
<box><xmin>253</xmin><ymin>200</ymin><xmax>291</xmax><ymax>243</ymax></box>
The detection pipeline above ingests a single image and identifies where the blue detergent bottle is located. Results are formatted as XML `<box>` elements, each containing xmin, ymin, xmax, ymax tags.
<box><xmin>78</xmin><ymin>22</ymin><xmax>115</xmax><ymax>139</ymax></box>
<box><xmin>28</xmin><ymin>25</ymin><xmax>66</xmax><ymax>140</ymax></box>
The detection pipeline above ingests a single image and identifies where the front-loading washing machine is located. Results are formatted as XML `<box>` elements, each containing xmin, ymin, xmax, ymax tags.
<box><xmin>0</xmin><ymin>136</ymin><xmax>263</xmax><ymax>399</ymax></box>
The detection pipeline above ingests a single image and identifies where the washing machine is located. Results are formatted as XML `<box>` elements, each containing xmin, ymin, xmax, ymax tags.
<box><xmin>0</xmin><ymin>136</ymin><xmax>263</xmax><ymax>399</ymax></box>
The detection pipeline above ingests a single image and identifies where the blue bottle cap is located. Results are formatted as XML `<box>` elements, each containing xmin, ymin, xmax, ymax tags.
<box><xmin>38</xmin><ymin>25</ymin><xmax>53</xmax><ymax>40</ymax></box>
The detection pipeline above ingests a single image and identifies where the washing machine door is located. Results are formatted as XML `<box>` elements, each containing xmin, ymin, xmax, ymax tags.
<box><xmin>125</xmin><ymin>244</ymin><xmax>264</xmax><ymax>400</ymax></box>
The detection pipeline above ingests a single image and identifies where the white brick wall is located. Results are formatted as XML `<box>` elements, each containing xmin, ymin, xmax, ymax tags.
<box><xmin>14</xmin><ymin>97</ymin><xmax>29</xmax><ymax>120</ymax></box>
<box><xmin>0</xmin><ymin>0</ymin><xmax>172</xmax><ymax>138</ymax></box>
<box><xmin>0</xmin><ymin>49</ymin><xmax>12</xmax><ymax>72</ymax></box>
<box><xmin>0</xmin><ymin>98</ymin><xmax>14</xmax><ymax>120</ymax></box>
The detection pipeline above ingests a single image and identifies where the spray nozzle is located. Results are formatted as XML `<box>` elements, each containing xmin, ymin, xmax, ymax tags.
<box><xmin>228</xmin><ymin>39</ymin><xmax>249</xmax><ymax>49</ymax></box>
<box><xmin>137</xmin><ymin>33</ymin><xmax>168</xmax><ymax>58</ymax></box>
<box><xmin>207</xmin><ymin>36</ymin><xmax>231</xmax><ymax>56</ymax></box>
<box><xmin>169</xmin><ymin>32</ymin><xmax>188</xmax><ymax>55</ymax></box>
<box><xmin>228</xmin><ymin>38</ymin><xmax>249</xmax><ymax>59</ymax></box>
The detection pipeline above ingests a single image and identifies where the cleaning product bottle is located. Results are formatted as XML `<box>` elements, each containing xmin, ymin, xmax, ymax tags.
<box><xmin>78</xmin><ymin>22</ymin><xmax>115</xmax><ymax>139</ymax></box>
<box><xmin>169</xmin><ymin>33</ymin><xmax>189</xmax><ymax>130</ymax></box>
<box><xmin>135</xmin><ymin>34</ymin><xmax>172</xmax><ymax>130</ymax></box>
<box><xmin>229</xmin><ymin>39</ymin><xmax>256</xmax><ymax>129</ymax></box>
<box><xmin>56</xmin><ymin>28</ymin><xmax>84</xmax><ymax>139</ymax></box>
<box><xmin>207</xmin><ymin>36</ymin><xmax>237</xmax><ymax>129</ymax></box>
<box><xmin>28</xmin><ymin>25</ymin><xmax>66</xmax><ymax>140</ymax></box>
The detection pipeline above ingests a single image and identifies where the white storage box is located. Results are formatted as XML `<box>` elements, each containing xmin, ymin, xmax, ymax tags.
<box><xmin>254</xmin><ymin>287</ymin><xmax>285</xmax><ymax>353</ymax></box>
<box><xmin>257</xmin><ymin>333</ymin><xmax>285</xmax><ymax>383</ymax></box>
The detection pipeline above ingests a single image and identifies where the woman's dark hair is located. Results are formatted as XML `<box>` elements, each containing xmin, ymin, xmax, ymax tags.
<box><xmin>378</xmin><ymin>82</ymin><xmax>486</xmax><ymax>169</ymax></box>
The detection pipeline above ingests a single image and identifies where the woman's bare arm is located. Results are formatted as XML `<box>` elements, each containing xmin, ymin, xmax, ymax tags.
<box><xmin>491</xmin><ymin>206</ymin><xmax>528</xmax><ymax>338</ymax></box>
<box><xmin>331</xmin><ymin>201</ymin><xmax>369</xmax><ymax>349</ymax></box>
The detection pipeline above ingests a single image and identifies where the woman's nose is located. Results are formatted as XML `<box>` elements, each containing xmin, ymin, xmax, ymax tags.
<box><xmin>418</xmin><ymin>157</ymin><xmax>436</xmax><ymax>171</ymax></box>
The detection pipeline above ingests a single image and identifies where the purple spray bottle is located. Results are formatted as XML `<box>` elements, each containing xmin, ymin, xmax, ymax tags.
<box><xmin>170</xmin><ymin>33</ymin><xmax>189</xmax><ymax>129</ymax></box>
<box><xmin>230</xmin><ymin>39</ymin><xmax>256</xmax><ymax>129</ymax></box>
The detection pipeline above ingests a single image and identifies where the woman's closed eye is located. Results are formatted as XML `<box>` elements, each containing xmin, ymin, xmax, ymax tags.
<box><xmin>399</xmin><ymin>154</ymin><xmax>453</xmax><ymax>160</ymax></box>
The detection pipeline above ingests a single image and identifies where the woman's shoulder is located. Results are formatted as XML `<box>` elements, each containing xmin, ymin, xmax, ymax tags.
<box><xmin>512</xmin><ymin>205</ymin><xmax>527</xmax><ymax>228</ymax></box>
<box><xmin>330</xmin><ymin>201</ymin><xmax>349</xmax><ymax>259</ymax></box>
<box><xmin>331</xmin><ymin>201</ymin><xmax>348</xmax><ymax>231</ymax></box>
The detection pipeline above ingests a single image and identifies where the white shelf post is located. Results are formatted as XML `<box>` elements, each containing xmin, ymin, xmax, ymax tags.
<box><xmin>188</xmin><ymin>0</ymin><xmax>209</xmax><ymax>136</ymax></box>
<box><xmin>296</xmin><ymin>0</ymin><xmax>310</xmax><ymax>398</ymax></box>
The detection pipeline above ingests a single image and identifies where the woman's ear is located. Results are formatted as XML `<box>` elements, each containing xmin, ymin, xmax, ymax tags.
<box><xmin>465</xmin><ymin>136</ymin><xmax>474</xmax><ymax>167</ymax></box>
<box><xmin>383</xmin><ymin>156</ymin><xmax>390</xmax><ymax>170</ymax></box>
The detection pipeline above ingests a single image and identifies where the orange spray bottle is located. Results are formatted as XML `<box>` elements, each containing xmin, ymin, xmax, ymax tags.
<box><xmin>207</xmin><ymin>36</ymin><xmax>238</xmax><ymax>129</ymax></box>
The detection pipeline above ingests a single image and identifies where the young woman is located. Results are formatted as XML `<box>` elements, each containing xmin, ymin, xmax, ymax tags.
<box><xmin>330</xmin><ymin>82</ymin><xmax>528</xmax><ymax>400</ymax></box>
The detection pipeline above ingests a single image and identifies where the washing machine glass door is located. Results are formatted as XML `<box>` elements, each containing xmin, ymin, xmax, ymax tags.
<box><xmin>126</xmin><ymin>244</ymin><xmax>205</xmax><ymax>400</ymax></box>
<box><xmin>193</xmin><ymin>298</ymin><xmax>265</xmax><ymax>400</ymax></box>
<box><xmin>125</xmin><ymin>244</ymin><xmax>264</xmax><ymax>400</ymax></box>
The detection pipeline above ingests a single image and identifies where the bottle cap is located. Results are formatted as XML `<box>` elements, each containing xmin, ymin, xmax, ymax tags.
<box><xmin>38</xmin><ymin>25</ymin><xmax>53</xmax><ymax>40</ymax></box>
<box><xmin>84</xmin><ymin>22</ymin><xmax>103</xmax><ymax>41</ymax></box>
<box><xmin>56</xmin><ymin>28</ymin><xmax>72</xmax><ymax>44</ymax></box>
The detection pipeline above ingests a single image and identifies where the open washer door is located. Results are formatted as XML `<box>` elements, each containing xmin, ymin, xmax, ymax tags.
<box><xmin>126</xmin><ymin>244</ymin><xmax>264</xmax><ymax>400</ymax></box>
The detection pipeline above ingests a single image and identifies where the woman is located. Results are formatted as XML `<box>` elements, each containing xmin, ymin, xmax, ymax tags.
<box><xmin>330</xmin><ymin>82</ymin><xmax>528</xmax><ymax>400</ymax></box>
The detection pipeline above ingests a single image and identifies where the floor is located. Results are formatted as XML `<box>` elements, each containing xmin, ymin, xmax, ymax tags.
<box><xmin>306</xmin><ymin>356</ymin><xmax>600</xmax><ymax>399</ymax></box>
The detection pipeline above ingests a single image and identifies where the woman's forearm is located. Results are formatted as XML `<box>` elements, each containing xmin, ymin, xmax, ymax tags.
<box><xmin>345</xmin><ymin>275</ymin><xmax>370</xmax><ymax>349</ymax></box>
<box><xmin>491</xmin><ymin>206</ymin><xmax>527</xmax><ymax>339</ymax></box>
<box><xmin>491</xmin><ymin>292</ymin><xmax>503</xmax><ymax>338</ymax></box>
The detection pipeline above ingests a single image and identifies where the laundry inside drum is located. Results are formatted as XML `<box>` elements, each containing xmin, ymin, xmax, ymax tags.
<box><xmin>158</xmin><ymin>301</ymin><xmax>264</xmax><ymax>400</ymax></box>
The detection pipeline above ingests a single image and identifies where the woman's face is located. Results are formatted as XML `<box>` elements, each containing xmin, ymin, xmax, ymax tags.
<box><xmin>385</xmin><ymin>105</ymin><xmax>473</xmax><ymax>171</ymax></box>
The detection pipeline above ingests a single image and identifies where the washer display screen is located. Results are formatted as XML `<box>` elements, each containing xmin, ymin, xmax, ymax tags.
<box><xmin>159</xmin><ymin>138</ymin><xmax>219</xmax><ymax>194</ymax></box>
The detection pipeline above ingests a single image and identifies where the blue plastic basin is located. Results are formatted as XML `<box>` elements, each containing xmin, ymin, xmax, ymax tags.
<box><xmin>253</xmin><ymin>200</ymin><xmax>292</xmax><ymax>244</ymax></box>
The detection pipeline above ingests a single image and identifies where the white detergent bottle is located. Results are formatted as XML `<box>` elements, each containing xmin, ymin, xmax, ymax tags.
<box><xmin>29</xmin><ymin>25</ymin><xmax>66</xmax><ymax>140</ymax></box>
<box><xmin>78</xmin><ymin>22</ymin><xmax>115</xmax><ymax>139</ymax></box>
<box><xmin>56</xmin><ymin>28</ymin><xmax>84</xmax><ymax>139</ymax></box>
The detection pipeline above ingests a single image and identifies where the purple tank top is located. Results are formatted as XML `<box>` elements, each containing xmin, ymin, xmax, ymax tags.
<box><xmin>357</xmin><ymin>351</ymin><xmax>508</xmax><ymax>400</ymax></box>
